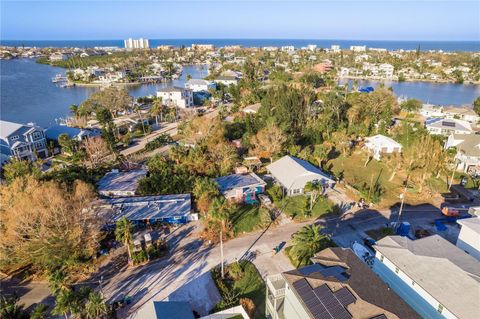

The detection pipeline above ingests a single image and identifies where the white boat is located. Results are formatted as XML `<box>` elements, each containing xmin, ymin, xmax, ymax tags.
<box><xmin>52</xmin><ymin>74</ymin><xmax>67</xmax><ymax>83</ymax></box>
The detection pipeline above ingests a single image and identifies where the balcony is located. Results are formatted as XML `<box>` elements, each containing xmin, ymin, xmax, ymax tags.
<box><xmin>266</xmin><ymin>274</ymin><xmax>286</xmax><ymax>319</ymax></box>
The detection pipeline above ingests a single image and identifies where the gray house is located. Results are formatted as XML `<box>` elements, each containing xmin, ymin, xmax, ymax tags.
<box><xmin>0</xmin><ymin>120</ymin><xmax>48</xmax><ymax>164</ymax></box>
<box><xmin>267</xmin><ymin>155</ymin><xmax>335</xmax><ymax>196</ymax></box>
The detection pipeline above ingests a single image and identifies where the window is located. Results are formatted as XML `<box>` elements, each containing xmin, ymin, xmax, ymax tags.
<box><xmin>32</xmin><ymin>131</ymin><xmax>43</xmax><ymax>139</ymax></box>
<box><xmin>412</xmin><ymin>280</ymin><xmax>415</xmax><ymax>286</ymax></box>
<box><xmin>437</xmin><ymin>304</ymin><xmax>444</xmax><ymax>314</ymax></box>
<box><xmin>380</xmin><ymin>255</ymin><xmax>384</xmax><ymax>262</ymax></box>
<box><xmin>173</xmin><ymin>216</ymin><xmax>181</xmax><ymax>220</ymax></box>
<box><xmin>292</xmin><ymin>189</ymin><xmax>301</xmax><ymax>194</ymax></box>
<box><xmin>11</xmin><ymin>135</ymin><xmax>19</xmax><ymax>141</ymax></box>
<box><xmin>395</xmin><ymin>267</ymin><xmax>399</xmax><ymax>274</ymax></box>
<box><xmin>34</xmin><ymin>141</ymin><xmax>44</xmax><ymax>150</ymax></box>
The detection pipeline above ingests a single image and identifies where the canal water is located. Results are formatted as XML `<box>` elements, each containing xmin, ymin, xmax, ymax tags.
<box><xmin>1</xmin><ymin>58</ymin><xmax>479</xmax><ymax>127</ymax></box>
<box><xmin>0</xmin><ymin>59</ymin><xmax>208</xmax><ymax>127</ymax></box>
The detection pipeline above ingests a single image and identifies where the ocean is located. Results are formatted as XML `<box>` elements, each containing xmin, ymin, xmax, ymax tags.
<box><xmin>1</xmin><ymin>39</ymin><xmax>479</xmax><ymax>52</ymax></box>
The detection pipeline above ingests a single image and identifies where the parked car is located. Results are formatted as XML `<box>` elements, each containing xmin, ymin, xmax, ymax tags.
<box><xmin>258</xmin><ymin>194</ymin><xmax>272</xmax><ymax>206</ymax></box>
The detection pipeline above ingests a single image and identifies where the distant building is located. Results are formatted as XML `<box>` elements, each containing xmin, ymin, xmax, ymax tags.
<box><xmin>266</xmin><ymin>247</ymin><xmax>421</xmax><ymax>319</ymax></box>
<box><xmin>350</xmin><ymin>45</ymin><xmax>367</xmax><ymax>52</ymax></box>
<box><xmin>185</xmin><ymin>79</ymin><xmax>216</xmax><ymax>92</ymax></box>
<box><xmin>420</xmin><ymin>105</ymin><xmax>480</xmax><ymax>124</ymax></box>
<box><xmin>156</xmin><ymin>45</ymin><xmax>174</xmax><ymax>50</ymax></box>
<box><xmin>456</xmin><ymin>217</ymin><xmax>480</xmax><ymax>260</ymax></box>
<box><xmin>425</xmin><ymin>118</ymin><xmax>473</xmax><ymax>136</ymax></box>
<box><xmin>191</xmin><ymin>44</ymin><xmax>215</xmax><ymax>51</ymax></box>
<box><xmin>379</xmin><ymin>63</ymin><xmax>394</xmax><ymax>78</ymax></box>
<box><xmin>281</xmin><ymin>45</ymin><xmax>295</xmax><ymax>52</ymax></box>
<box><xmin>215</xmin><ymin>173</ymin><xmax>266</xmax><ymax>204</ymax></box>
<box><xmin>306</xmin><ymin>44</ymin><xmax>317</xmax><ymax>51</ymax></box>
<box><xmin>330</xmin><ymin>44</ymin><xmax>341</xmax><ymax>52</ymax></box>
<box><xmin>95</xmin><ymin>194</ymin><xmax>193</xmax><ymax>225</ymax></box>
<box><xmin>97</xmin><ymin>169</ymin><xmax>147</xmax><ymax>197</ymax></box>
<box><xmin>445</xmin><ymin>134</ymin><xmax>480</xmax><ymax>174</ymax></box>
<box><xmin>267</xmin><ymin>155</ymin><xmax>335</xmax><ymax>196</ymax></box>
<box><xmin>364</xmin><ymin>134</ymin><xmax>402</xmax><ymax>160</ymax></box>
<box><xmin>157</xmin><ymin>86</ymin><xmax>194</xmax><ymax>108</ymax></box>
<box><xmin>124</xmin><ymin>38</ymin><xmax>149</xmax><ymax>49</ymax></box>
<box><xmin>373</xmin><ymin>235</ymin><xmax>480</xmax><ymax>319</ymax></box>
<box><xmin>49</xmin><ymin>52</ymin><xmax>68</xmax><ymax>61</ymax></box>
<box><xmin>313</xmin><ymin>60</ymin><xmax>333</xmax><ymax>73</ymax></box>
<box><xmin>0</xmin><ymin>120</ymin><xmax>48</xmax><ymax>163</ymax></box>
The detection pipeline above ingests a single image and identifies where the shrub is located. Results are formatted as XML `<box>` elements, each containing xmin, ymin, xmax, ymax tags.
<box><xmin>240</xmin><ymin>298</ymin><xmax>256</xmax><ymax>318</ymax></box>
<box><xmin>267</xmin><ymin>184</ymin><xmax>283</xmax><ymax>202</ymax></box>
<box><xmin>228</xmin><ymin>262</ymin><xmax>244</xmax><ymax>280</ymax></box>
<box><xmin>131</xmin><ymin>250</ymin><xmax>147</xmax><ymax>265</ymax></box>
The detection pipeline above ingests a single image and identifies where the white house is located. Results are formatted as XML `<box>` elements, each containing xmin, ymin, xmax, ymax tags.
<box><xmin>425</xmin><ymin>118</ymin><xmax>473</xmax><ymax>136</ymax></box>
<box><xmin>373</xmin><ymin>235</ymin><xmax>480</xmax><ymax>319</ymax></box>
<box><xmin>445</xmin><ymin>134</ymin><xmax>480</xmax><ymax>174</ymax></box>
<box><xmin>379</xmin><ymin>63</ymin><xmax>394</xmax><ymax>78</ymax></box>
<box><xmin>97</xmin><ymin>169</ymin><xmax>147</xmax><ymax>197</ymax></box>
<box><xmin>213</xmin><ymin>76</ymin><xmax>238</xmax><ymax>86</ymax></box>
<box><xmin>0</xmin><ymin>120</ymin><xmax>48</xmax><ymax>163</ymax></box>
<box><xmin>420</xmin><ymin>105</ymin><xmax>479</xmax><ymax>124</ymax></box>
<box><xmin>185</xmin><ymin>79</ymin><xmax>215</xmax><ymax>92</ymax></box>
<box><xmin>157</xmin><ymin>86</ymin><xmax>194</xmax><ymax>108</ymax></box>
<box><xmin>267</xmin><ymin>155</ymin><xmax>335</xmax><ymax>196</ymax></box>
<box><xmin>456</xmin><ymin>217</ymin><xmax>480</xmax><ymax>260</ymax></box>
<box><xmin>266</xmin><ymin>247</ymin><xmax>420</xmax><ymax>319</ymax></box>
<box><xmin>330</xmin><ymin>44</ymin><xmax>341</xmax><ymax>52</ymax></box>
<box><xmin>364</xmin><ymin>134</ymin><xmax>402</xmax><ymax>160</ymax></box>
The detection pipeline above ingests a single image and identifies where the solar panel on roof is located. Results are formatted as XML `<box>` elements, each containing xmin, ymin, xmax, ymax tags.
<box><xmin>334</xmin><ymin>287</ymin><xmax>356</xmax><ymax>307</ymax></box>
<box><xmin>298</xmin><ymin>263</ymin><xmax>324</xmax><ymax>275</ymax></box>
<box><xmin>442</xmin><ymin>121</ymin><xmax>456</xmax><ymax>127</ymax></box>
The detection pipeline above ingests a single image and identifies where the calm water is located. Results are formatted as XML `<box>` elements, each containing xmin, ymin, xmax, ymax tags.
<box><xmin>338</xmin><ymin>79</ymin><xmax>480</xmax><ymax>106</ymax></box>
<box><xmin>1</xmin><ymin>39</ymin><xmax>479</xmax><ymax>52</ymax></box>
<box><xmin>0</xmin><ymin>59</ymin><xmax>208</xmax><ymax>127</ymax></box>
<box><xmin>1</xmin><ymin>59</ymin><xmax>479</xmax><ymax>127</ymax></box>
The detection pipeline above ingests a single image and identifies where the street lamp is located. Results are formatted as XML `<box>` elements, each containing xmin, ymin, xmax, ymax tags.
<box><xmin>396</xmin><ymin>192</ymin><xmax>405</xmax><ymax>224</ymax></box>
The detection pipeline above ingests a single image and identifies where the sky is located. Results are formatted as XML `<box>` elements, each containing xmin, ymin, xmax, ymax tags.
<box><xmin>1</xmin><ymin>0</ymin><xmax>479</xmax><ymax>41</ymax></box>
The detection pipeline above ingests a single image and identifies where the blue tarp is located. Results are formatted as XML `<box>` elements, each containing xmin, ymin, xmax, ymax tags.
<box><xmin>359</xmin><ymin>86</ymin><xmax>374</xmax><ymax>93</ymax></box>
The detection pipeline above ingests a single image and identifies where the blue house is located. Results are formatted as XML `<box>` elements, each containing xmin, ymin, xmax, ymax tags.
<box><xmin>98</xmin><ymin>194</ymin><xmax>192</xmax><ymax>225</ymax></box>
<box><xmin>215</xmin><ymin>173</ymin><xmax>266</xmax><ymax>204</ymax></box>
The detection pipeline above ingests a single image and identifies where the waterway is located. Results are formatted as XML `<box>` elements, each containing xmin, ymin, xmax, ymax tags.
<box><xmin>0</xmin><ymin>59</ymin><xmax>479</xmax><ymax>127</ymax></box>
<box><xmin>0</xmin><ymin>59</ymin><xmax>208</xmax><ymax>127</ymax></box>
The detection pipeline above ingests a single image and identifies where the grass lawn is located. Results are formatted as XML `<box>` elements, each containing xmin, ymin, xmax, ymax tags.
<box><xmin>328</xmin><ymin>151</ymin><xmax>448</xmax><ymax>208</ymax></box>
<box><xmin>230</xmin><ymin>204</ymin><xmax>271</xmax><ymax>235</ymax></box>
<box><xmin>211</xmin><ymin>260</ymin><xmax>266</xmax><ymax>318</ymax></box>
<box><xmin>278</xmin><ymin>195</ymin><xmax>339</xmax><ymax>221</ymax></box>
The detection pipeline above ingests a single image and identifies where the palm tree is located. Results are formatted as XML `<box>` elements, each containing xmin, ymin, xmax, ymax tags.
<box><xmin>150</xmin><ymin>98</ymin><xmax>163</xmax><ymax>126</ymax></box>
<box><xmin>52</xmin><ymin>290</ymin><xmax>77</xmax><ymax>319</ymax></box>
<box><xmin>0</xmin><ymin>295</ymin><xmax>29</xmax><ymax>319</ymax></box>
<box><xmin>48</xmin><ymin>268</ymin><xmax>71</xmax><ymax>296</ymax></box>
<box><xmin>69</xmin><ymin>104</ymin><xmax>79</xmax><ymax>118</ymax></box>
<box><xmin>85</xmin><ymin>292</ymin><xmax>109</xmax><ymax>319</ymax></box>
<box><xmin>291</xmin><ymin>224</ymin><xmax>328</xmax><ymax>267</ymax></box>
<box><xmin>134</xmin><ymin>105</ymin><xmax>147</xmax><ymax>136</ymax></box>
<box><xmin>115</xmin><ymin>217</ymin><xmax>134</xmax><ymax>264</ymax></box>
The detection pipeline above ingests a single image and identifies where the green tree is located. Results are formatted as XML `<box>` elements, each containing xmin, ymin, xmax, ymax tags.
<box><xmin>473</xmin><ymin>97</ymin><xmax>480</xmax><ymax>116</ymax></box>
<box><xmin>290</xmin><ymin>224</ymin><xmax>329</xmax><ymax>267</ymax></box>
<box><xmin>150</xmin><ymin>97</ymin><xmax>163</xmax><ymax>125</ymax></box>
<box><xmin>84</xmin><ymin>292</ymin><xmax>109</xmax><ymax>319</ymax></box>
<box><xmin>30</xmin><ymin>304</ymin><xmax>49</xmax><ymax>319</ymax></box>
<box><xmin>2</xmin><ymin>158</ymin><xmax>41</xmax><ymax>183</ymax></box>
<box><xmin>115</xmin><ymin>217</ymin><xmax>134</xmax><ymax>263</ymax></box>
<box><xmin>400</xmin><ymin>99</ymin><xmax>422</xmax><ymax>113</ymax></box>
<box><xmin>0</xmin><ymin>295</ymin><xmax>29</xmax><ymax>319</ymax></box>
<box><xmin>193</xmin><ymin>177</ymin><xmax>220</xmax><ymax>214</ymax></box>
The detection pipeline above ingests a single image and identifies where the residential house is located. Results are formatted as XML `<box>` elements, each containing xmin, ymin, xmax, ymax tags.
<box><xmin>213</xmin><ymin>75</ymin><xmax>238</xmax><ymax>86</ymax></box>
<box><xmin>242</xmin><ymin>103</ymin><xmax>261</xmax><ymax>114</ymax></box>
<box><xmin>456</xmin><ymin>217</ymin><xmax>480</xmax><ymax>260</ymax></box>
<box><xmin>185</xmin><ymin>79</ymin><xmax>216</xmax><ymax>92</ymax></box>
<box><xmin>191</xmin><ymin>44</ymin><xmax>215</xmax><ymax>51</ymax></box>
<box><xmin>45</xmin><ymin>124</ymin><xmax>101</xmax><ymax>142</ymax></box>
<box><xmin>445</xmin><ymin>134</ymin><xmax>480</xmax><ymax>173</ymax></box>
<box><xmin>373</xmin><ymin>235</ymin><xmax>480</xmax><ymax>319</ymax></box>
<box><xmin>420</xmin><ymin>104</ymin><xmax>445</xmax><ymax>118</ymax></box>
<box><xmin>97</xmin><ymin>169</ymin><xmax>147</xmax><ymax>197</ymax></box>
<box><xmin>330</xmin><ymin>44</ymin><xmax>341</xmax><ymax>52</ymax></box>
<box><xmin>425</xmin><ymin>118</ymin><xmax>473</xmax><ymax>136</ymax></box>
<box><xmin>267</xmin><ymin>156</ymin><xmax>335</xmax><ymax>196</ymax></box>
<box><xmin>420</xmin><ymin>105</ymin><xmax>479</xmax><ymax>124</ymax></box>
<box><xmin>266</xmin><ymin>247</ymin><xmax>421</xmax><ymax>319</ymax></box>
<box><xmin>157</xmin><ymin>86</ymin><xmax>194</xmax><ymax>108</ymax></box>
<box><xmin>281</xmin><ymin>46</ymin><xmax>295</xmax><ymax>52</ymax></box>
<box><xmin>364</xmin><ymin>135</ymin><xmax>403</xmax><ymax>160</ymax></box>
<box><xmin>95</xmin><ymin>194</ymin><xmax>193</xmax><ymax>225</ymax></box>
<box><xmin>379</xmin><ymin>63</ymin><xmax>394</xmax><ymax>78</ymax></box>
<box><xmin>49</xmin><ymin>52</ymin><xmax>68</xmax><ymax>61</ymax></box>
<box><xmin>0</xmin><ymin>120</ymin><xmax>48</xmax><ymax>163</ymax></box>
<box><xmin>214</xmin><ymin>173</ymin><xmax>266</xmax><ymax>204</ymax></box>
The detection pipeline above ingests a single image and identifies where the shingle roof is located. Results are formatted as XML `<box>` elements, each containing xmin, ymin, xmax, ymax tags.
<box><xmin>0</xmin><ymin>120</ymin><xmax>26</xmax><ymax>139</ymax></box>
<box><xmin>267</xmin><ymin>155</ymin><xmax>335</xmax><ymax>190</ymax></box>
<box><xmin>450</xmin><ymin>134</ymin><xmax>480</xmax><ymax>157</ymax></box>
<box><xmin>186</xmin><ymin>79</ymin><xmax>209</xmax><ymax>85</ymax></box>
<box><xmin>283</xmin><ymin>247</ymin><xmax>421</xmax><ymax>319</ymax></box>
<box><xmin>374</xmin><ymin>235</ymin><xmax>480</xmax><ymax>319</ymax></box>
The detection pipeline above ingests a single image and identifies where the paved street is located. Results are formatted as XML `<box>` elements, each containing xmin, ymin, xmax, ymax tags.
<box><xmin>120</xmin><ymin>122</ymin><xmax>178</xmax><ymax>157</ymax></box>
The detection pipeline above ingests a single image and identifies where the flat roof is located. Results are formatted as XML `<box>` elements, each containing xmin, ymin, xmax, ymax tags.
<box><xmin>214</xmin><ymin>173</ymin><xmax>265</xmax><ymax>192</ymax></box>
<box><xmin>458</xmin><ymin>217</ymin><xmax>480</xmax><ymax>234</ymax></box>
<box><xmin>374</xmin><ymin>235</ymin><xmax>480</xmax><ymax>319</ymax></box>
<box><xmin>97</xmin><ymin>169</ymin><xmax>147</xmax><ymax>194</ymax></box>
<box><xmin>100</xmin><ymin>194</ymin><xmax>191</xmax><ymax>222</ymax></box>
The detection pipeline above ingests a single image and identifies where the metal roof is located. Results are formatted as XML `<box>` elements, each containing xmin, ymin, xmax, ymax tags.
<box><xmin>101</xmin><ymin>194</ymin><xmax>191</xmax><ymax>222</ymax></box>
<box><xmin>97</xmin><ymin>169</ymin><xmax>147</xmax><ymax>194</ymax></box>
<box><xmin>374</xmin><ymin>235</ymin><xmax>480</xmax><ymax>319</ymax></box>
<box><xmin>214</xmin><ymin>173</ymin><xmax>265</xmax><ymax>192</ymax></box>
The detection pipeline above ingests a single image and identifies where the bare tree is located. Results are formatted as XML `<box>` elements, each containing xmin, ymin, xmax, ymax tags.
<box><xmin>82</xmin><ymin>137</ymin><xmax>112</xmax><ymax>168</ymax></box>
<box><xmin>249</xmin><ymin>122</ymin><xmax>287</xmax><ymax>163</ymax></box>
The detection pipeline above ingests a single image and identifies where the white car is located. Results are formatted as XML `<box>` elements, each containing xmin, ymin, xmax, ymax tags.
<box><xmin>258</xmin><ymin>194</ymin><xmax>272</xmax><ymax>206</ymax></box>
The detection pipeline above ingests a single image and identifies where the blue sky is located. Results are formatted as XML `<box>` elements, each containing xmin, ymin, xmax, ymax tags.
<box><xmin>1</xmin><ymin>1</ymin><xmax>479</xmax><ymax>41</ymax></box>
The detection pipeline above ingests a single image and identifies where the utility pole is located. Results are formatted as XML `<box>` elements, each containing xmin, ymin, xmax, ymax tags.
<box><xmin>220</xmin><ymin>219</ymin><xmax>224</xmax><ymax>279</ymax></box>
<box><xmin>396</xmin><ymin>192</ymin><xmax>405</xmax><ymax>224</ymax></box>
